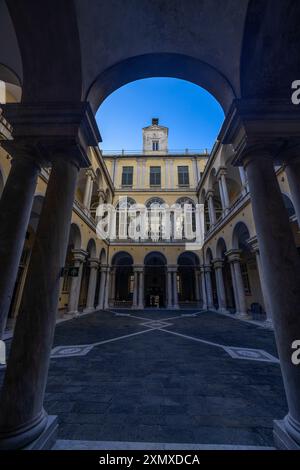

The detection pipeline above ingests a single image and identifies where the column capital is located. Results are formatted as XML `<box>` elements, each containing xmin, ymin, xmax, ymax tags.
<box><xmin>100</xmin><ymin>264</ymin><xmax>109</xmax><ymax>272</ymax></box>
<box><xmin>212</xmin><ymin>258</ymin><xmax>224</xmax><ymax>269</ymax></box>
<box><xmin>247</xmin><ymin>236</ymin><xmax>259</xmax><ymax>253</ymax></box>
<box><xmin>88</xmin><ymin>258</ymin><xmax>99</xmax><ymax>269</ymax></box>
<box><xmin>134</xmin><ymin>265</ymin><xmax>144</xmax><ymax>273</ymax></box>
<box><xmin>72</xmin><ymin>248</ymin><xmax>87</xmax><ymax>262</ymax></box>
<box><xmin>1</xmin><ymin>102</ymin><xmax>101</xmax><ymax>167</ymax></box>
<box><xmin>225</xmin><ymin>249</ymin><xmax>242</xmax><ymax>263</ymax></box>
<box><xmin>219</xmin><ymin>98</ymin><xmax>300</xmax><ymax>166</ymax></box>
<box><xmin>203</xmin><ymin>264</ymin><xmax>212</xmax><ymax>273</ymax></box>
<box><xmin>167</xmin><ymin>265</ymin><xmax>178</xmax><ymax>273</ymax></box>
<box><xmin>206</xmin><ymin>189</ymin><xmax>214</xmax><ymax>199</ymax></box>
<box><xmin>216</xmin><ymin>167</ymin><xmax>227</xmax><ymax>180</ymax></box>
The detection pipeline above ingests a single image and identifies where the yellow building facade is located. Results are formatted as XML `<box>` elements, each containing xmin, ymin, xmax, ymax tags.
<box><xmin>0</xmin><ymin>105</ymin><xmax>299</xmax><ymax>330</ymax></box>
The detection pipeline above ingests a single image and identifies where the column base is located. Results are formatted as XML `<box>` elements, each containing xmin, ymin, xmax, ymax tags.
<box><xmin>24</xmin><ymin>415</ymin><xmax>58</xmax><ymax>450</ymax></box>
<box><xmin>218</xmin><ymin>307</ymin><xmax>229</xmax><ymax>314</ymax></box>
<box><xmin>136</xmin><ymin>305</ymin><xmax>144</xmax><ymax>310</ymax></box>
<box><xmin>264</xmin><ymin>318</ymin><xmax>274</xmax><ymax>328</ymax></box>
<box><xmin>235</xmin><ymin>312</ymin><xmax>251</xmax><ymax>320</ymax></box>
<box><xmin>65</xmin><ymin>310</ymin><xmax>79</xmax><ymax>318</ymax></box>
<box><xmin>0</xmin><ymin>411</ymin><xmax>57</xmax><ymax>450</ymax></box>
<box><xmin>83</xmin><ymin>307</ymin><xmax>96</xmax><ymax>314</ymax></box>
<box><xmin>274</xmin><ymin>415</ymin><xmax>300</xmax><ymax>450</ymax></box>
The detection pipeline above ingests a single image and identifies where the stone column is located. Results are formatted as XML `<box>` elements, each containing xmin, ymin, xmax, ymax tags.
<box><xmin>67</xmin><ymin>249</ymin><xmax>86</xmax><ymax>317</ymax></box>
<box><xmin>167</xmin><ymin>268</ymin><xmax>173</xmax><ymax>308</ymax></box>
<box><xmin>204</xmin><ymin>265</ymin><xmax>214</xmax><ymax>310</ymax></box>
<box><xmin>84</xmin><ymin>258</ymin><xmax>99</xmax><ymax>313</ymax></box>
<box><xmin>226</xmin><ymin>250</ymin><xmax>248</xmax><ymax>318</ymax></box>
<box><xmin>200</xmin><ymin>267</ymin><xmax>207</xmax><ymax>310</ymax></box>
<box><xmin>248</xmin><ymin>236</ymin><xmax>272</xmax><ymax>324</ymax></box>
<box><xmin>132</xmin><ymin>269</ymin><xmax>138</xmax><ymax>308</ymax></box>
<box><xmin>243</xmin><ymin>150</ymin><xmax>300</xmax><ymax>448</ymax></box>
<box><xmin>217</xmin><ymin>178</ymin><xmax>225</xmax><ymax>211</ymax></box>
<box><xmin>104</xmin><ymin>267</ymin><xmax>111</xmax><ymax>309</ymax></box>
<box><xmin>83</xmin><ymin>170</ymin><xmax>93</xmax><ymax>210</ymax></box>
<box><xmin>195</xmin><ymin>269</ymin><xmax>201</xmax><ymax>303</ymax></box>
<box><xmin>0</xmin><ymin>152</ymin><xmax>80</xmax><ymax>449</ymax></box>
<box><xmin>96</xmin><ymin>266</ymin><xmax>107</xmax><ymax>310</ymax></box>
<box><xmin>213</xmin><ymin>258</ymin><xmax>227</xmax><ymax>313</ymax></box>
<box><xmin>137</xmin><ymin>267</ymin><xmax>144</xmax><ymax>310</ymax></box>
<box><xmin>221</xmin><ymin>171</ymin><xmax>230</xmax><ymax>208</ymax></box>
<box><xmin>0</xmin><ymin>154</ymin><xmax>41</xmax><ymax>338</ymax></box>
<box><xmin>284</xmin><ymin>154</ymin><xmax>300</xmax><ymax>227</ymax></box>
<box><xmin>228</xmin><ymin>259</ymin><xmax>240</xmax><ymax>314</ymax></box>
<box><xmin>206</xmin><ymin>190</ymin><xmax>216</xmax><ymax>226</ymax></box>
<box><xmin>239</xmin><ymin>166</ymin><xmax>248</xmax><ymax>195</ymax></box>
<box><xmin>110</xmin><ymin>268</ymin><xmax>116</xmax><ymax>305</ymax></box>
<box><xmin>172</xmin><ymin>268</ymin><xmax>179</xmax><ymax>309</ymax></box>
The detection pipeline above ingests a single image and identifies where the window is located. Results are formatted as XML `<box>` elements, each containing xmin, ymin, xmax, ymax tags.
<box><xmin>178</xmin><ymin>166</ymin><xmax>189</xmax><ymax>186</ymax></box>
<box><xmin>150</xmin><ymin>166</ymin><xmax>161</xmax><ymax>186</ymax></box>
<box><xmin>121</xmin><ymin>166</ymin><xmax>133</xmax><ymax>186</ymax></box>
<box><xmin>152</xmin><ymin>140</ymin><xmax>159</xmax><ymax>151</ymax></box>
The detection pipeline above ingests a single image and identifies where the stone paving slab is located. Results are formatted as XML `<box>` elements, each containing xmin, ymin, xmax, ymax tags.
<box><xmin>0</xmin><ymin>309</ymin><xmax>287</xmax><ymax>447</ymax></box>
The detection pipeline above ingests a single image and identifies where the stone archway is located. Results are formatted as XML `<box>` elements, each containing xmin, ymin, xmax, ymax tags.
<box><xmin>177</xmin><ymin>251</ymin><xmax>199</xmax><ymax>304</ymax></box>
<box><xmin>111</xmin><ymin>251</ymin><xmax>134</xmax><ymax>306</ymax></box>
<box><xmin>144</xmin><ymin>251</ymin><xmax>167</xmax><ymax>308</ymax></box>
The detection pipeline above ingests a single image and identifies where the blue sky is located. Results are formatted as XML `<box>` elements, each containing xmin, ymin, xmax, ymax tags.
<box><xmin>96</xmin><ymin>78</ymin><xmax>224</xmax><ymax>152</ymax></box>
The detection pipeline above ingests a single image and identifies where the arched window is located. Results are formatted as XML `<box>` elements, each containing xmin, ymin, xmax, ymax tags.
<box><xmin>175</xmin><ymin>197</ymin><xmax>196</xmax><ymax>238</ymax></box>
<box><xmin>146</xmin><ymin>198</ymin><xmax>166</xmax><ymax>241</ymax></box>
<box><xmin>115</xmin><ymin>197</ymin><xmax>136</xmax><ymax>239</ymax></box>
<box><xmin>282</xmin><ymin>194</ymin><xmax>296</xmax><ymax>218</ymax></box>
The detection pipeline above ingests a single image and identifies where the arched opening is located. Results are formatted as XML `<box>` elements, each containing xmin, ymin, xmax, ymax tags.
<box><xmin>216</xmin><ymin>237</ymin><xmax>235</xmax><ymax>312</ymax></box>
<box><xmin>145</xmin><ymin>197</ymin><xmax>166</xmax><ymax>241</ymax></box>
<box><xmin>115</xmin><ymin>196</ymin><xmax>136</xmax><ymax>240</ymax></box>
<box><xmin>232</xmin><ymin>222</ymin><xmax>265</xmax><ymax>317</ymax></box>
<box><xmin>282</xmin><ymin>193</ymin><xmax>296</xmax><ymax>219</ymax></box>
<box><xmin>144</xmin><ymin>251</ymin><xmax>167</xmax><ymax>308</ymax></box>
<box><xmin>177</xmin><ymin>251</ymin><xmax>199</xmax><ymax>305</ymax></box>
<box><xmin>62</xmin><ymin>223</ymin><xmax>82</xmax><ymax>314</ymax></box>
<box><xmin>111</xmin><ymin>251</ymin><xmax>134</xmax><ymax>307</ymax></box>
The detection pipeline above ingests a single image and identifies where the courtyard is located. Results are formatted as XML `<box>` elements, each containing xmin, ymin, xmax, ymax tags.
<box><xmin>0</xmin><ymin>310</ymin><xmax>286</xmax><ymax>449</ymax></box>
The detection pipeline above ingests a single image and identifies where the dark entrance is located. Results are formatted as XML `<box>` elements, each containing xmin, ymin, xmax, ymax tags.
<box><xmin>144</xmin><ymin>252</ymin><xmax>167</xmax><ymax>308</ymax></box>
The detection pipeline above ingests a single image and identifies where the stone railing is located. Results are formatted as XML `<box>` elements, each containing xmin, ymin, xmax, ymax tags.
<box><xmin>102</xmin><ymin>148</ymin><xmax>210</xmax><ymax>156</ymax></box>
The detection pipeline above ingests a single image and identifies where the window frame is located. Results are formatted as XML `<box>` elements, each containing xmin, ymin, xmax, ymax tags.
<box><xmin>121</xmin><ymin>166</ymin><xmax>134</xmax><ymax>187</ymax></box>
<box><xmin>177</xmin><ymin>165</ymin><xmax>190</xmax><ymax>187</ymax></box>
<box><xmin>149</xmin><ymin>166</ymin><xmax>161</xmax><ymax>187</ymax></box>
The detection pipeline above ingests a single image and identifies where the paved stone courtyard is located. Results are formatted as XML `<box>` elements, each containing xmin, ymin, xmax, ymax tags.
<box><xmin>1</xmin><ymin>310</ymin><xmax>287</xmax><ymax>447</ymax></box>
